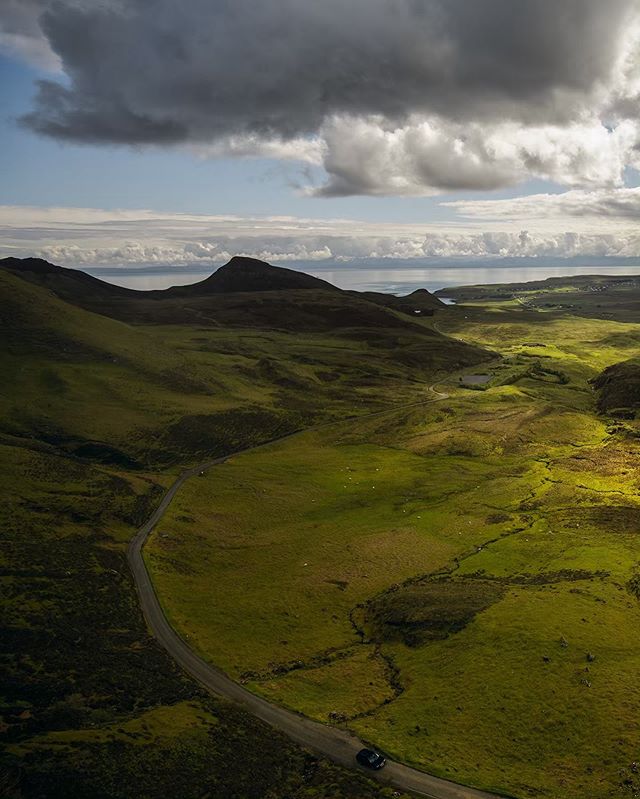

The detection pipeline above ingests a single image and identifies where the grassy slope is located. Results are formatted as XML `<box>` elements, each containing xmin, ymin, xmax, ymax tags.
<box><xmin>437</xmin><ymin>274</ymin><xmax>640</xmax><ymax>323</ymax></box>
<box><xmin>0</xmin><ymin>269</ymin><xmax>487</xmax><ymax>463</ymax></box>
<box><xmin>147</xmin><ymin>301</ymin><xmax>640</xmax><ymax>799</ymax></box>
<box><xmin>1</xmin><ymin>444</ymin><xmax>414</xmax><ymax>799</ymax></box>
<box><xmin>592</xmin><ymin>359</ymin><xmax>640</xmax><ymax>415</ymax></box>
<box><xmin>5</xmin><ymin>268</ymin><xmax>478</xmax><ymax>798</ymax></box>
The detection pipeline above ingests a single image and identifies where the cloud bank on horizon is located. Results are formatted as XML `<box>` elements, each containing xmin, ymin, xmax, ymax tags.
<box><xmin>3</xmin><ymin>0</ymin><xmax>640</xmax><ymax>199</ymax></box>
<box><xmin>2</xmin><ymin>191</ymin><xmax>640</xmax><ymax>268</ymax></box>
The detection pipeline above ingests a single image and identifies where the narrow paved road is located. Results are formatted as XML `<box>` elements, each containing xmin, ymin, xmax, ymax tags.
<box><xmin>127</xmin><ymin>389</ymin><xmax>503</xmax><ymax>799</ymax></box>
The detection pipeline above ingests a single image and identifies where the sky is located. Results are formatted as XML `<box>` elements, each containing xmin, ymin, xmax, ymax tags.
<box><xmin>2</xmin><ymin>0</ymin><xmax>640</xmax><ymax>284</ymax></box>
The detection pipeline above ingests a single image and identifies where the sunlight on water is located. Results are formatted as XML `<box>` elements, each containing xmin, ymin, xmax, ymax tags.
<box><xmin>311</xmin><ymin>265</ymin><xmax>640</xmax><ymax>294</ymax></box>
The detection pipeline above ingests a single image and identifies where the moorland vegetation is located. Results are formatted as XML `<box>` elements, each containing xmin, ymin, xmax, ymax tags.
<box><xmin>3</xmin><ymin>256</ymin><xmax>640</xmax><ymax>798</ymax></box>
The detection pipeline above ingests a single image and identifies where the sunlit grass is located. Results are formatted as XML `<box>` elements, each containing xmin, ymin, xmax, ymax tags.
<box><xmin>147</xmin><ymin>299</ymin><xmax>640</xmax><ymax>799</ymax></box>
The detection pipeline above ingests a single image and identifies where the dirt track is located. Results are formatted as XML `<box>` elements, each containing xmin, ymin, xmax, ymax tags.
<box><xmin>127</xmin><ymin>389</ymin><xmax>504</xmax><ymax>799</ymax></box>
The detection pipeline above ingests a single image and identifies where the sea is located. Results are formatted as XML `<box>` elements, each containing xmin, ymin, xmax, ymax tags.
<box><xmin>84</xmin><ymin>262</ymin><xmax>640</xmax><ymax>296</ymax></box>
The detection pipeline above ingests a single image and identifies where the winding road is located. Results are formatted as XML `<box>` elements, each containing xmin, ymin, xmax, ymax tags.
<box><xmin>127</xmin><ymin>387</ymin><xmax>503</xmax><ymax>799</ymax></box>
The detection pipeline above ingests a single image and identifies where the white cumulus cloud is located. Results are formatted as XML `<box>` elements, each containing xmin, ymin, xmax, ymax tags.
<box><xmin>1</xmin><ymin>202</ymin><xmax>640</xmax><ymax>267</ymax></box>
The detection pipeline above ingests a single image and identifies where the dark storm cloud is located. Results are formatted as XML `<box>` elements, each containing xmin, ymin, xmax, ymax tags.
<box><xmin>0</xmin><ymin>0</ymin><xmax>48</xmax><ymax>38</ymax></box>
<box><xmin>0</xmin><ymin>0</ymin><xmax>60</xmax><ymax>70</ymax></box>
<box><xmin>16</xmin><ymin>0</ymin><xmax>637</xmax><ymax>144</ymax></box>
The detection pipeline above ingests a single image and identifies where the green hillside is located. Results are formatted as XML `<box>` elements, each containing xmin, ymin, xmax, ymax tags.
<box><xmin>593</xmin><ymin>359</ymin><xmax>640</xmax><ymax>416</ymax></box>
<box><xmin>0</xmin><ymin>259</ymin><xmax>485</xmax><ymax>799</ymax></box>
<box><xmin>0</xmin><ymin>266</ymin><xmax>488</xmax><ymax>466</ymax></box>
<box><xmin>436</xmin><ymin>273</ymin><xmax>640</xmax><ymax>322</ymax></box>
<box><xmin>6</xmin><ymin>258</ymin><xmax>640</xmax><ymax>799</ymax></box>
<box><xmin>145</xmin><ymin>286</ymin><xmax>640</xmax><ymax>799</ymax></box>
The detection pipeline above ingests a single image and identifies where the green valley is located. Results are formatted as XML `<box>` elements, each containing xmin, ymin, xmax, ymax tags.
<box><xmin>3</xmin><ymin>256</ymin><xmax>640</xmax><ymax>799</ymax></box>
<box><xmin>1</xmin><ymin>255</ymin><xmax>487</xmax><ymax>799</ymax></box>
<box><xmin>145</xmin><ymin>275</ymin><xmax>640</xmax><ymax>799</ymax></box>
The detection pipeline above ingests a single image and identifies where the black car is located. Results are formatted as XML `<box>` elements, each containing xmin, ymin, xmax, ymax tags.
<box><xmin>356</xmin><ymin>748</ymin><xmax>386</xmax><ymax>770</ymax></box>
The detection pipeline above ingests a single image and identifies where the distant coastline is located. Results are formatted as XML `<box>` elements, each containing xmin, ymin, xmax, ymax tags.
<box><xmin>83</xmin><ymin>261</ymin><xmax>640</xmax><ymax>295</ymax></box>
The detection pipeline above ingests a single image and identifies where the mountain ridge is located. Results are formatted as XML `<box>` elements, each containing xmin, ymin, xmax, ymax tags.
<box><xmin>165</xmin><ymin>256</ymin><xmax>340</xmax><ymax>295</ymax></box>
<box><xmin>1</xmin><ymin>254</ymin><xmax>439</xmax><ymax>303</ymax></box>
<box><xmin>0</xmin><ymin>255</ymin><xmax>449</xmax><ymax>333</ymax></box>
